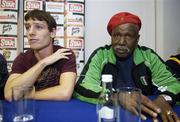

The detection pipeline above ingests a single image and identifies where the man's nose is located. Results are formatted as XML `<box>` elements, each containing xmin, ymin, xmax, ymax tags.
<box><xmin>118</xmin><ymin>36</ymin><xmax>126</xmax><ymax>45</ymax></box>
<box><xmin>28</xmin><ymin>27</ymin><xmax>35</xmax><ymax>35</ymax></box>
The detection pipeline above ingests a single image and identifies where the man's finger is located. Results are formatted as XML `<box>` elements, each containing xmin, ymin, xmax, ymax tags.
<box><xmin>141</xmin><ymin>95</ymin><xmax>161</xmax><ymax>113</ymax></box>
<box><xmin>160</xmin><ymin>113</ymin><xmax>168</xmax><ymax>122</ymax></box>
<box><xmin>141</xmin><ymin>104</ymin><xmax>158</xmax><ymax>118</ymax></box>
<box><xmin>152</xmin><ymin>118</ymin><xmax>159</xmax><ymax>122</ymax></box>
<box><xmin>127</xmin><ymin>106</ymin><xmax>147</xmax><ymax>120</ymax></box>
<box><xmin>168</xmin><ymin>112</ymin><xmax>180</xmax><ymax>122</ymax></box>
<box><xmin>140</xmin><ymin>114</ymin><xmax>147</xmax><ymax>121</ymax></box>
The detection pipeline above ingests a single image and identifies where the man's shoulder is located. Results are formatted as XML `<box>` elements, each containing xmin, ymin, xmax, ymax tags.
<box><xmin>0</xmin><ymin>53</ymin><xmax>6</xmax><ymax>63</ymax></box>
<box><xmin>134</xmin><ymin>45</ymin><xmax>162</xmax><ymax>64</ymax></box>
<box><xmin>53</xmin><ymin>45</ymin><xmax>63</xmax><ymax>49</ymax></box>
<box><xmin>170</xmin><ymin>54</ymin><xmax>180</xmax><ymax>59</ymax></box>
<box><xmin>88</xmin><ymin>45</ymin><xmax>116</xmax><ymax>64</ymax></box>
<box><xmin>136</xmin><ymin>45</ymin><xmax>158</xmax><ymax>56</ymax></box>
<box><xmin>88</xmin><ymin>45</ymin><xmax>112</xmax><ymax>58</ymax></box>
<box><xmin>53</xmin><ymin>45</ymin><xmax>73</xmax><ymax>52</ymax></box>
<box><xmin>19</xmin><ymin>49</ymin><xmax>33</xmax><ymax>57</ymax></box>
<box><xmin>0</xmin><ymin>53</ymin><xmax>4</xmax><ymax>58</ymax></box>
<box><xmin>137</xmin><ymin>45</ymin><xmax>154</xmax><ymax>52</ymax></box>
<box><xmin>92</xmin><ymin>45</ymin><xmax>112</xmax><ymax>53</ymax></box>
<box><xmin>167</xmin><ymin>54</ymin><xmax>180</xmax><ymax>65</ymax></box>
<box><xmin>14</xmin><ymin>49</ymin><xmax>35</xmax><ymax>63</ymax></box>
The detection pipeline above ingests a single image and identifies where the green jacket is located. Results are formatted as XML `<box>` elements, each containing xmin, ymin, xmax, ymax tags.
<box><xmin>73</xmin><ymin>45</ymin><xmax>180</xmax><ymax>104</ymax></box>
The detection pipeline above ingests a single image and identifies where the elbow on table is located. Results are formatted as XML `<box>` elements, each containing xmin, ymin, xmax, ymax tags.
<box><xmin>4</xmin><ymin>85</ymin><xmax>13</xmax><ymax>102</ymax></box>
<box><xmin>4</xmin><ymin>92</ymin><xmax>12</xmax><ymax>102</ymax></box>
<box><xmin>63</xmin><ymin>96</ymin><xmax>71</xmax><ymax>101</ymax></box>
<box><xmin>60</xmin><ymin>91</ymin><xmax>73</xmax><ymax>101</ymax></box>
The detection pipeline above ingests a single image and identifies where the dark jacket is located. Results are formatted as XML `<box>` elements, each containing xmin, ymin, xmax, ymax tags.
<box><xmin>166</xmin><ymin>54</ymin><xmax>180</xmax><ymax>79</ymax></box>
<box><xmin>0</xmin><ymin>54</ymin><xmax>8</xmax><ymax>99</ymax></box>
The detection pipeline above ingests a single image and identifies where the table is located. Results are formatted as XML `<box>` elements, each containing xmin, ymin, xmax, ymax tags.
<box><xmin>2</xmin><ymin>98</ymin><xmax>180</xmax><ymax>122</ymax></box>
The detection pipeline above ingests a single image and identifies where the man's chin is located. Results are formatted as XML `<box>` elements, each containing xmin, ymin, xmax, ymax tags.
<box><xmin>116</xmin><ymin>53</ymin><xmax>131</xmax><ymax>59</ymax></box>
<box><xmin>117</xmin><ymin>53</ymin><xmax>128</xmax><ymax>58</ymax></box>
<box><xmin>30</xmin><ymin>46</ymin><xmax>41</xmax><ymax>51</ymax></box>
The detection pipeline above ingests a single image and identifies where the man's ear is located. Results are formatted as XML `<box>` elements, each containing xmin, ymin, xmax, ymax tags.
<box><xmin>50</xmin><ymin>28</ymin><xmax>56</xmax><ymax>38</ymax></box>
<box><xmin>136</xmin><ymin>34</ymin><xmax>140</xmax><ymax>43</ymax></box>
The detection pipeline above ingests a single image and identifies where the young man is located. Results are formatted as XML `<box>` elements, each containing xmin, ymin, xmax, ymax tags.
<box><xmin>0</xmin><ymin>53</ymin><xmax>8</xmax><ymax>99</ymax></box>
<box><xmin>4</xmin><ymin>9</ymin><xmax>77</xmax><ymax>101</ymax></box>
<box><xmin>74</xmin><ymin>12</ymin><xmax>180</xmax><ymax>121</ymax></box>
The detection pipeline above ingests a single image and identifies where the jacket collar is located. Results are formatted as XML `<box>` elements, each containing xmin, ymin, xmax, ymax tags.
<box><xmin>133</xmin><ymin>45</ymin><xmax>146</xmax><ymax>65</ymax></box>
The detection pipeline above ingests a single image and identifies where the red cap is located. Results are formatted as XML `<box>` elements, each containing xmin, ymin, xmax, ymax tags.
<box><xmin>107</xmin><ymin>12</ymin><xmax>141</xmax><ymax>35</ymax></box>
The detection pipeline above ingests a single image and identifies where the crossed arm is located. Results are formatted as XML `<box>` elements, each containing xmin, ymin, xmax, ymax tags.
<box><xmin>4</xmin><ymin>49</ymin><xmax>77</xmax><ymax>101</ymax></box>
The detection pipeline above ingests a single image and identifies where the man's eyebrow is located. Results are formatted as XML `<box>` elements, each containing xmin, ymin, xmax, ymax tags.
<box><xmin>24</xmin><ymin>22</ymin><xmax>45</xmax><ymax>26</ymax></box>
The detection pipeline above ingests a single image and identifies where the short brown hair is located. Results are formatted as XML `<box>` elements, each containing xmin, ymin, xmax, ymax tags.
<box><xmin>25</xmin><ymin>9</ymin><xmax>57</xmax><ymax>32</ymax></box>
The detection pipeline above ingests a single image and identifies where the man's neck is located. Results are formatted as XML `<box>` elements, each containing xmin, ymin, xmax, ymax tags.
<box><xmin>116</xmin><ymin>54</ymin><xmax>132</xmax><ymax>61</ymax></box>
<box><xmin>34</xmin><ymin>45</ymin><xmax>54</xmax><ymax>61</ymax></box>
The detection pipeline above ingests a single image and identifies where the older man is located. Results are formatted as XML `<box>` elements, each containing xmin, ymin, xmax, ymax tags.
<box><xmin>74</xmin><ymin>12</ymin><xmax>180</xmax><ymax>122</ymax></box>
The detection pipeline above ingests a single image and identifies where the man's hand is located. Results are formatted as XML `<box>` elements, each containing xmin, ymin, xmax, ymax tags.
<box><xmin>118</xmin><ymin>93</ymin><xmax>161</xmax><ymax>120</ymax></box>
<box><xmin>40</xmin><ymin>48</ymin><xmax>72</xmax><ymax>66</ymax></box>
<box><xmin>140</xmin><ymin>94</ymin><xmax>161</xmax><ymax>120</ymax></box>
<box><xmin>152</xmin><ymin>96</ymin><xmax>180</xmax><ymax>122</ymax></box>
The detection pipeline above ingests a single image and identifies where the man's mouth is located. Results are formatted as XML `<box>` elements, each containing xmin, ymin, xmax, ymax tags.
<box><xmin>29</xmin><ymin>39</ymin><xmax>38</xmax><ymax>43</ymax></box>
<box><xmin>117</xmin><ymin>47</ymin><xmax>130</xmax><ymax>53</ymax></box>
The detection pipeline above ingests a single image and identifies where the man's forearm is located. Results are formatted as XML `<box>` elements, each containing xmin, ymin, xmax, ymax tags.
<box><xmin>10</xmin><ymin>60</ymin><xmax>46</xmax><ymax>86</ymax></box>
<box><xmin>4</xmin><ymin>60</ymin><xmax>47</xmax><ymax>101</ymax></box>
<box><xmin>34</xmin><ymin>85</ymin><xmax>73</xmax><ymax>101</ymax></box>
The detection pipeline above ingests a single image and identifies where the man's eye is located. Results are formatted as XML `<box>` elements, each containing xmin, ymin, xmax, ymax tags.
<box><xmin>126</xmin><ymin>34</ymin><xmax>132</xmax><ymax>38</ymax></box>
<box><xmin>25</xmin><ymin>26</ymin><xmax>30</xmax><ymax>31</ymax></box>
<box><xmin>125</xmin><ymin>34</ymin><xmax>135</xmax><ymax>39</ymax></box>
<box><xmin>36</xmin><ymin>25</ymin><xmax>43</xmax><ymax>29</ymax></box>
<box><xmin>113</xmin><ymin>34</ymin><xmax>121</xmax><ymax>37</ymax></box>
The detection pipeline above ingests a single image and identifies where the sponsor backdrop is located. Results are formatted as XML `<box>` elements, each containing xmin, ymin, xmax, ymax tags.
<box><xmin>0</xmin><ymin>0</ymin><xmax>19</xmax><ymax>71</ymax></box>
<box><xmin>0</xmin><ymin>0</ymin><xmax>85</xmax><ymax>74</ymax></box>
